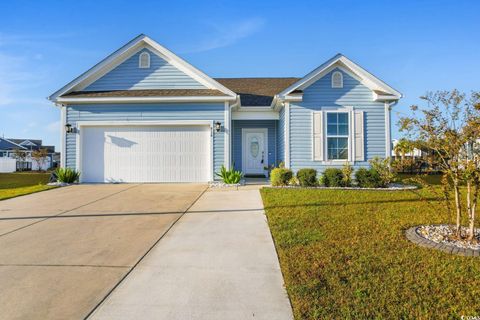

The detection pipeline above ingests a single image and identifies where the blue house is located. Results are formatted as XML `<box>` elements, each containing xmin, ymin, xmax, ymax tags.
<box><xmin>49</xmin><ymin>34</ymin><xmax>401</xmax><ymax>183</ymax></box>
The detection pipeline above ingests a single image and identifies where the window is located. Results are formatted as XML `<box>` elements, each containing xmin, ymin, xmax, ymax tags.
<box><xmin>327</xmin><ymin>112</ymin><xmax>349</xmax><ymax>160</ymax></box>
<box><xmin>139</xmin><ymin>52</ymin><xmax>150</xmax><ymax>68</ymax></box>
<box><xmin>331</xmin><ymin>71</ymin><xmax>343</xmax><ymax>88</ymax></box>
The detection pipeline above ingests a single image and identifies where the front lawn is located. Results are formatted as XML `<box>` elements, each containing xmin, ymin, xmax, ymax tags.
<box><xmin>261</xmin><ymin>184</ymin><xmax>480</xmax><ymax>319</ymax></box>
<box><xmin>0</xmin><ymin>172</ymin><xmax>55</xmax><ymax>201</ymax></box>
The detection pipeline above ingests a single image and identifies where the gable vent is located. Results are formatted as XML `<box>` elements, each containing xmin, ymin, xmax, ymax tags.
<box><xmin>139</xmin><ymin>52</ymin><xmax>150</xmax><ymax>68</ymax></box>
<box><xmin>332</xmin><ymin>71</ymin><xmax>343</xmax><ymax>88</ymax></box>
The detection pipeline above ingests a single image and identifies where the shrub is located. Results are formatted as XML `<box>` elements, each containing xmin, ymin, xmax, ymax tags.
<box><xmin>215</xmin><ymin>165</ymin><xmax>243</xmax><ymax>184</ymax></box>
<box><xmin>341</xmin><ymin>162</ymin><xmax>353</xmax><ymax>187</ymax></box>
<box><xmin>369</xmin><ymin>157</ymin><xmax>396</xmax><ymax>187</ymax></box>
<box><xmin>297</xmin><ymin>168</ymin><xmax>318</xmax><ymax>187</ymax></box>
<box><xmin>322</xmin><ymin>168</ymin><xmax>344</xmax><ymax>187</ymax></box>
<box><xmin>55</xmin><ymin>167</ymin><xmax>80</xmax><ymax>183</ymax></box>
<box><xmin>271</xmin><ymin>167</ymin><xmax>293</xmax><ymax>186</ymax></box>
<box><xmin>355</xmin><ymin>167</ymin><xmax>382</xmax><ymax>188</ymax></box>
<box><xmin>288</xmin><ymin>176</ymin><xmax>299</xmax><ymax>186</ymax></box>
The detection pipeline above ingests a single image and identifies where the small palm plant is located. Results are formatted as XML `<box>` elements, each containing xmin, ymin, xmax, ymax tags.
<box><xmin>55</xmin><ymin>167</ymin><xmax>81</xmax><ymax>183</ymax></box>
<box><xmin>215</xmin><ymin>165</ymin><xmax>243</xmax><ymax>184</ymax></box>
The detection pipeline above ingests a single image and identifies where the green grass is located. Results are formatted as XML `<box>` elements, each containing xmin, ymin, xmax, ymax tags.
<box><xmin>0</xmin><ymin>172</ymin><xmax>55</xmax><ymax>200</ymax></box>
<box><xmin>261</xmin><ymin>183</ymin><xmax>480</xmax><ymax>319</ymax></box>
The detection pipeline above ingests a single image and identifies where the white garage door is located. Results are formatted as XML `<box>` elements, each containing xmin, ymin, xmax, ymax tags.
<box><xmin>80</xmin><ymin>125</ymin><xmax>211</xmax><ymax>183</ymax></box>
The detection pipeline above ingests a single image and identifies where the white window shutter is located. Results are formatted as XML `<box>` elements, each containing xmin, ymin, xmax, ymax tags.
<box><xmin>354</xmin><ymin>111</ymin><xmax>364</xmax><ymax>161</ymax></box>
<box><xmin>313</xmin><ymin>112</ymin><xmax>324</xmax><ymax>161</ymax></box>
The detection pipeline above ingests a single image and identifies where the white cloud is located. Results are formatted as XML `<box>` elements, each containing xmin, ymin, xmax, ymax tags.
<box><xmin>190</xmin><ymin>18</ymin><xmax>265</xmax><ymax>52</ymax></box>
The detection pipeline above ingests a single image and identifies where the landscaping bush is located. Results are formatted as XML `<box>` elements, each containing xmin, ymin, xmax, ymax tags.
<box><xmin>341</xmin><ymin>162</ymin><xmax>353</xmax><ymax>187</ymax></box>
<box><xmin>369</xmin><ymin>157</ymin><xmax>396</xmax><ymax>187</ymax></box>
<box><xmin>271</xmin><ymin>167</ymin><xmax>293</xmax><ymax>186</ymax></box>
<box><xmin>322</xmin><ymin>168</ymin><xmax>344</xmax><ymax>187</ymax></box>
<box><xmin>297</xmin><ymin>168</ymin><xmax>318</xmax><ymax>187</ymax></box>
<box><xmin>55</xmin><ymin>167</ymin><xmax>80</xmax><ymax>183</ymax></box>
<box><xmin>355</xmin><ymin>167</ymin><xmax>382</xmax><ymax>188</ymax></box>
<box><xmin>215</xmin><ymin>165</ymin><xmax>243</xmax><ymax>184</ymax></box>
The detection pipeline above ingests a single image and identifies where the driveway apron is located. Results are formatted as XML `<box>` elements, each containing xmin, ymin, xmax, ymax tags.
<box><xmin>0</xmin><ymin>184</ymin><xmax>206</xmax><ymax>320</ymax></box>
<box><xmin>88</xmin><ymin>187</ymin><xmax>293</xmax><ymax>320</ymax></box>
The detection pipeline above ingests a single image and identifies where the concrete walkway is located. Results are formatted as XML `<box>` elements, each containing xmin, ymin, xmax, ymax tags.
<box><xmin>89</xmin><ymin>187</ymin><xmax>293</xmax><ymax>320</ymax></box>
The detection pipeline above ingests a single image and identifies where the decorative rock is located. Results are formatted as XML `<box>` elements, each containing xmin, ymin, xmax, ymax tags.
<box><xmin>208</xmin><ymin>180</ymin><xmax>245</xmax><ymax>189</ymax></box>
<box><xmin>47</xmin><ymin>182</ymin><xmax>71</xmax><ymax>187</ymax></box>
<box><xmin>268</xmin><ymin>183</ymin><xmax>417</xmax><ymax>191</ymax></box>
<box><xmin>406</xmin><ymin>225</ymin><xmax>480</xmax><ymax>257</ymax></box>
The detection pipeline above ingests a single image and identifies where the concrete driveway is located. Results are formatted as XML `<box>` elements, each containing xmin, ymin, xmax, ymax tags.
<box><xmin>88</xmin><ymin>187</ymin><xmax>293</xmax><ymax>320</ymax></box>
<box><xmin>0</xmin><ymin>184</ymin><xmax>206</xmax><ymax>320</ymax></box>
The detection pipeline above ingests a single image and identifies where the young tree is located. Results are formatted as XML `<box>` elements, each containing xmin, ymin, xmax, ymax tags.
<box><xmin>11</xmin><ymin>148</ymin><xmax>27</xmax><ymax>172</ymax></box>
<box><xmin>399</xmin><ymin>90</ymin><xmax>480</xmax><ymax>240</ymax></box>
<box><xmin>31</xmin><ymin>148</ymin><xmax>49</xmax><ymax>171</ymax></box>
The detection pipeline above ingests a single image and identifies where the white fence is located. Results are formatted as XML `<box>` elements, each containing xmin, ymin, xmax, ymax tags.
<box><xmin>0</xmin><ymin>158</ymin><xmax>17</xmax><ymax>173</ymax></box>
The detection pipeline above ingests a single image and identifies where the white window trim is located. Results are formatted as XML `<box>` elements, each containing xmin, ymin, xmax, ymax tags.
<box><xmin>325</xmin><ymin>111</ymin><xmax>350</xmax><ymax>161</ymax></box>
<box><xmin>139</xmin><ymin>51</ymin><xmax>150</xmax><ymax>68</ymax></box>
<box><xmin>313</xmin><ymin>106</ymin><xmax>353</xmax><ymax>164</ymax></box>
<box><xmin>331</xmin><ymin>71</ymin><xmax>343</xmax><ymax>88</ymax></box>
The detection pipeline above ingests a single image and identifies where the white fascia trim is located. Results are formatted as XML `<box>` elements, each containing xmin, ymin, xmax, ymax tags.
<box><xmin>282</xmin><ymin>94</ymin><xmax>303</xmax><ymax>102</ymax></box>
<box><xmin>224</xmin><ymin>101</ymin><xmax>231</xmax><ymax>169</ymax></box>
<box><xmin>232</xmin><ymin>111</ymin><xmax>279</xmax><ymax>120</ymax></box>
<box><xmin>60</xmin><ymin>106</ymin><xmax>66</xmax><ymax>168</ymax></box>
<box><xmin>284</xmin><ymin>101</ymin><xmax>291</xmax><ymax>169</ymax></box>
<box><xmin>373</xmin><ymin>91</ymin><xmax>400</xmax><ymax>101</ymax></box>
<box><xmin>76</xmin><ymin>120</ymin><xmax>214</xmax><ymax>128</ymax></box>
<box><xmin>278</xmin><ymin>54</ymin><xmax>402</xmax><ymax>99</ymax></box>
<box><xmin>141</xmin><ymin>37</ymin><xmax>236</xmax><ymax>96</ymax></box>
<box><xmin>49</xmin><ymin>34</ymin><xmax>236</xmax><ymax>101</ymax></box>
<box><xmin>49</xmin><ymin>34</ymin><xmax>146</xmax><ymax>101</ymax></box>
<box><xmin>56</xmin><ymin>96</ymin><xmax>236</xmax><ymax>104</ymax></box>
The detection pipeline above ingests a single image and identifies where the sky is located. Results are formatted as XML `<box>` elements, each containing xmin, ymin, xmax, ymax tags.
<box><xmin>0</xmin><ymin>0</ymin><xmax>479</xmax><ymax>150</ymax></box>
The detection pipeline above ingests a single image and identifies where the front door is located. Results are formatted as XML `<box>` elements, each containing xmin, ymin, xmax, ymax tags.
<box><xmin>243</xmin><ymin>129</ymin><xmax>267</xmax><ymax>176</ymax></box>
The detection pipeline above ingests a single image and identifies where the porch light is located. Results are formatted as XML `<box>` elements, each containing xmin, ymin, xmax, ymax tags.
<box><xmin>215</xmin><ymin>122</ymin><xmax>221</xmax><ymax>133</ymax></box>
<box><xmin>65</xmin><ymin>123</ymin><xmax>74</xmax><ymax>133</ymax></box>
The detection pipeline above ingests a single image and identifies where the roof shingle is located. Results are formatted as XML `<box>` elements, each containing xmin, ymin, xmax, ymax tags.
<box><xmin>215</xmin><ymin>77</ymin><xmax>300</xmax><ymax>106</ymax></box>
<box><xmin>60</xmin><ymin>77</ymin><xmax>302</xmax><ymax>106</ymax></box>
<box><xmin>62</xmin><ymin>89</ymin><xmax>228</xmax><ymax>98</ymax></box>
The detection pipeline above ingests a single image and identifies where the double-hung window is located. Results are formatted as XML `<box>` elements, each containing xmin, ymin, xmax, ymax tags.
<box><xmin>326</xmin><ymin>112</ymin><xmax>349</xmax><ymax>160</ymax></box>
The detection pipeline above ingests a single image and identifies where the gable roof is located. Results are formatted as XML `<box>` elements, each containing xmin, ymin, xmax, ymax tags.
<box><xmin>49</xmin><ymin>34</ymin><xmax>237</xmax><ymax>102</ymax></box>
<box><xmin>278</xmin><ymin>53</ymin><xmax>402</xmax><ymax>100</ymax></box>
<box><xmin>0</xmin><ymin>138</ymin><xmax>27</xmax><ymax>150</ymax></box>
<box><xmin>215</xmin><ymin>78</ymin><xmax>300</xmax><ymax>106</ymax></box>
<box><xmin>9</xmin><ymin>139</ymin><xmax>42</xmax><ymax>146</ymax></box>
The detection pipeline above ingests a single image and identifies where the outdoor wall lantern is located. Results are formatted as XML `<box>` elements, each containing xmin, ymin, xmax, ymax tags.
<box><xmin>215</xmin><ymin>122</ymin><xmax>222</xmax><ymax>133</ymax></box>
<box><xmin>65</xmin><ymin>123</ymin><xmax>75</xmax><ymax>133</ymax></box>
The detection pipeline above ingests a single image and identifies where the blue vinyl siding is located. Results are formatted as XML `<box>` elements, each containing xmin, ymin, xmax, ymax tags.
<box><xmin>289</xmin><ymin>68</ymin><xmax>386</xmax><ymax>173</ymax></box>
<box><xmin>277</xmin><ymin>107</ymin><xmax>285</xmax><ymax>164</ymax></box>
<box><xmin>65</xmin><ymin>103</ymin><xmax>225</xmax><ymax>176</ymax></box>
<box><xmin>232</xmin><ymin>120</ymin><xmax>277</xmax><ymax>172</ymax></box>
<box><xmin>85</xmin><ymin>48</ymin><xmax>206</xmax><ymax>91</ymax></box>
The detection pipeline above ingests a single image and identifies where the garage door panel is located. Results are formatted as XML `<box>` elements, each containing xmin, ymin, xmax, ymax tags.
<box><xmin>81</xmin><ymin>125</ymin><xmax>210</xmax><ymax>183</ymax></box>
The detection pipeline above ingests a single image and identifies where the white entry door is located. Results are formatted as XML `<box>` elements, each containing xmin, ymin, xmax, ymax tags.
<box><xmin>80</xmin><ymin>125</ymin><xmax>211</xmax><ymax>183</ymax></box>
<box><xmin>242</xmin><ymin>129</ymin><xmax>267</xmax><ymax>175</ymax></box>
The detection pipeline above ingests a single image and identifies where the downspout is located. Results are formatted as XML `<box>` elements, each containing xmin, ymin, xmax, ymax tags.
<box><xmin>385</xmin><ymin>100</ymin><xmax>398</xmax><ymax>161</ymax></box>
<box><xmin>53</xmin><ymin>101</ymin><xmax>67</xmax><ymax>168</ymax></box>
<box><xmin>225</xmin><ymin>95</ymin><xmax>241</xmax><ymax>170</ymax></box>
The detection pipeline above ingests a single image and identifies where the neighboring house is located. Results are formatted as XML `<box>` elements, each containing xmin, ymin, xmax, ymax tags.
<box><xmin>49</xmin><ymin>34</ymin><xmax>402</xmax><ymax>183</ymax></box>
<box><xmin>391</xmin><ymin>139</ymin><xmax>423</xmax><ymax>159</ymax></box>
<box><xmin>0</xmin><ymin>137</ymin><xmax>58</xmax><ymax>170</ymax></box>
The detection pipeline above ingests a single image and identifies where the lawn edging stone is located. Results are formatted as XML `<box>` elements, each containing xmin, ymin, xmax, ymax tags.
<box><xmin>406</xmin><ymin>226</ymin><xmax>480</xmax><ymax>257</ymax></box>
